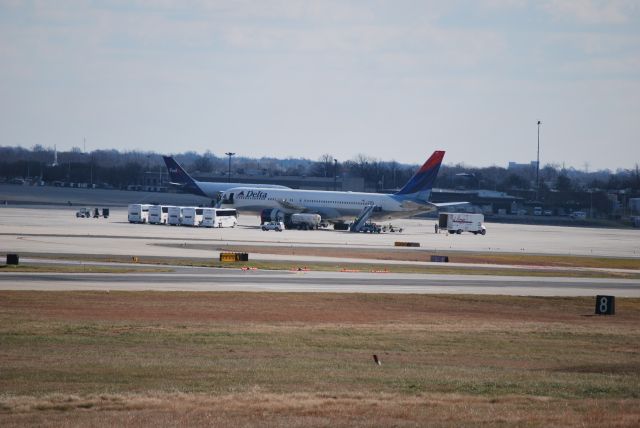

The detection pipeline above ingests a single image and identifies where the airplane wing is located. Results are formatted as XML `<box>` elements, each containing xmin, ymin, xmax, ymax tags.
<box><xmin>400</xmin><ymin>200</ymin><xmax>431</xmax><ymax>210</ymax></box>
<box><xmin>432</xmin><ymin>202</ymin><xmax>470</xmax><ymax>209</ymax></box>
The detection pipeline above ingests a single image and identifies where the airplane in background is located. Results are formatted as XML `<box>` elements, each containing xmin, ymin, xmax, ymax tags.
<box><xmin>162</xmin><ymin>156</ymin><xmax>289</xmax><ymax>200</ymax></box>
<box><xmin>218</xmin><ymin>150</ymin><xmax>466</xmax><ymax>223</ymax></box>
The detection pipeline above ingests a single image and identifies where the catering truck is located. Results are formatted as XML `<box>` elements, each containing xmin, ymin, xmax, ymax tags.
<box><xmin>438</xmin><ymin>213</ymin><xmax>486</xmax><ymax>235</ymax></box>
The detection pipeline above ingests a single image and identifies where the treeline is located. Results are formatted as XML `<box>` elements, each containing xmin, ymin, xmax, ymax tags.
<box><xmin>1</xmin><ymin>145</ymin><xmax>639</xmax><ymax>196</ymax></box>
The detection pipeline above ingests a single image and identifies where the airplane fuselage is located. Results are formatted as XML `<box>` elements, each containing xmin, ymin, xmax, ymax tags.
<box><xmin>194</xmin><ymin>181</ymin><xmax>286</xmax><ymax>199</ymax></box>
<box><xmin>219</xmin><ymin>187</ymin><xmax>436</xmax><ymax>221</ymax></box>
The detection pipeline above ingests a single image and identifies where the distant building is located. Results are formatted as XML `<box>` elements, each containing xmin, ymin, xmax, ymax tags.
<box><xmin>508</xmin><ymin>161</ymin><xmax>538</xmax><ymax>171</ymax></box>
<box><xmin>430</xmin><ymin>188</ymin><xmax>522</xmax><ymax>215</ymax></box>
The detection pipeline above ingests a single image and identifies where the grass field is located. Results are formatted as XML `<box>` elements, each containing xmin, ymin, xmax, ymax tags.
<box><xmin>1</xmin><ymin>292</ymin><xmax>639</xmax><ymax>426</ymax></box>
<box><xmin>208</xmin><ymin>244</ymin><xmax>640</xmax><ymax>270</ymax></box>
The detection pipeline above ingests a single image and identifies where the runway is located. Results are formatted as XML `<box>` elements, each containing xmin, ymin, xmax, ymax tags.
<box><xmin>1</xmin><ymin>204</ymin><xmax>639</xmax><ymax>297</ymax></box>
<box><xmin>1</xmin><ymin>269</ymin><xmax>639</xmax><ymax>296</ymax></box>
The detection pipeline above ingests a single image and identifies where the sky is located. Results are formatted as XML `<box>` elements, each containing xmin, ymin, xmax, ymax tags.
<box><xmin>0</xmin><ymin>0</ymin><xmax>639</xmax><ymax>170</ymax></box>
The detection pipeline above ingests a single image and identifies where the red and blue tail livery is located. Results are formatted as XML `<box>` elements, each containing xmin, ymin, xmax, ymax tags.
<box><xmin>395</xmin><ymin>150</ymin><xmax>445</xmax><ymax>196</ymax></box>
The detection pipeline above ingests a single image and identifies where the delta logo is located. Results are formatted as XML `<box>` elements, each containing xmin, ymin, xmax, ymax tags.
<box><xmin>237</xmin><ymin>190</ymin><xmax>268</xmax><ymax>200</ymax></box>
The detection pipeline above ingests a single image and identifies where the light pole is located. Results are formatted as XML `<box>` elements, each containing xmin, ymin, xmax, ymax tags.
<box><xmin>333</xmin><ymin>159</ymin><xmax>338</xmax><ymax>191</ymax></box>
<box><xmin>536</xmin><ymin>120</ymin><xmax>541</xmax><ymax>201</ymax></box>
<box><xmin>225</xmin><ymin>152</ymin><xmax>235</xmax><ymax>183</ymax></box>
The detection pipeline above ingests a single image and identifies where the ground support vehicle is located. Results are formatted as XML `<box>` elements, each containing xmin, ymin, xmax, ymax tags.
<box><xmin>381</xmin><ymin>224</ymin><xmax>403</xmax><ymax>233</ymax></box>
<box><xmin>289</xmin><ymin>213</ymin><xmax>321</xmax><ymax>230</ymax></box>
<box><xmin>262</xmin><ymin>221</ymin><xmax>285</xmax><ymax>231</ymax></box>
<box><xmin>357</xmin><ymin>222</ymin><xmax>381</xmax><ymax>233</ymax></box>
<box><xmin>438</xmin><ymin>213</ymin><xmax>486</xmax><ymax>235</ymax></box>
<box><xmin>76</xmin><ymin>208</ymin><xmax>91</xmax><ymax>218</ymax></box>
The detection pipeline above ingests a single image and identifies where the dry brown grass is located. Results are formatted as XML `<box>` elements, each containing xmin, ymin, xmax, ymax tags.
<box><xmin>1</xmin><ymin>292</ymin><xmax>639</xmax><ymax>426</ymax></box>
<box><xmin>211</xmin><ymin>244</ymin><xmax>640</xmax><ymax>269</ymax></box>
<box><xmin>2</xmin><ymin>392</ymin><xmax>640</xmax><ymax>427</ymax></box>
<box><xmin>14</xmin><ymin>250</ymin><xmax>640</xmax><ymax>278</ymax></box>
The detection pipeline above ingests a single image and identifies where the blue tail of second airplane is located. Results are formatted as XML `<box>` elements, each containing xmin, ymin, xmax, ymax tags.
<box><xmin>162</xmin><ymin>156</ymin><xmax>206</xmax><ymax>197</ymax></box>
<box><xmin>395</xmin><ymin>150</ymin><xmax>445</xmax><ymax>200</ymax></box>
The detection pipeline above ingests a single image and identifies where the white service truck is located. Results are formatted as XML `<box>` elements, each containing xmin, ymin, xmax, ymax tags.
<box><xmin>438</xmin><ymin>213</ymin><xmax>486</xmax><ymax>235</ymax></box>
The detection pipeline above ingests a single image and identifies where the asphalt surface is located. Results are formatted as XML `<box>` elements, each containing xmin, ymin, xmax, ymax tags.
<box><xmin>1</xmin><ymin>269</ymin><xmax>638</xmax><ymax>296</ymax></box>
<box><xmin>2</xmin><ymin>207</ymin><xmax>639</xmax><ymax>258</ymax></box>
<box><xmin>1</xmin><ymin>201</ymin><xmax>639</xmax><ymax>297</ymax></box>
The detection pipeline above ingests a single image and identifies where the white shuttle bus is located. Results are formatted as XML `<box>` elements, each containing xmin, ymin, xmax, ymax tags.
<box><xmin>148</xmin><ymin>205</ymin><xmax>169</xmax><ymax>224</ymax></box>
<box><xmin>214</xmin><ymin>208</ymin><xmax>238</xmax><ymax>228</ymax></box>
<box><xmin>181</xmin><ymin>207</ymin><xmax>203</xmax><ymax>227</ymax></box>
<box><xmin>201</xmin><ymin>208</ymin><xmax>216</xmax><ymax>227</ymax></box>
<box><xmin>201</xmin><ymin>208</ymin><xmax>238</xmax><ymax>228</ymax></box>
<box><xmin>128</xmin><ymin>204</ymin><xmax>151</xmax><ymax>223</ymax></box>
<box><xmin>168</xmin><ymin>206</ymin><xmax>182</xmax><ymax>225</ymax></box>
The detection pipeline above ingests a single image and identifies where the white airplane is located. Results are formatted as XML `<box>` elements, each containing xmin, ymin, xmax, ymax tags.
<box><xmin>219</xmin><ymin>150</ymin><xmax>465</xmax><ymax>222</ymax></box>
<box><xmin>163</xmin><ymin>156</ymin><xmax>289</xmax><ymax>200</ymax></box>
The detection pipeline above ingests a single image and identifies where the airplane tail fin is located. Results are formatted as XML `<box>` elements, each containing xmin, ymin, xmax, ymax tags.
<box><xmin>163</xmin><ymin>156</ymin><xmax>196</xmax><ymax>185</ymax></box>
<box><xmin>162</xmin><ymin>156</ymin><xmax>206</xmax><ymax>196</ymax></box>
<box><xmin>395</xmin><ymin>150</ymin><xmax>445</xmax><ymax>200</ymax></box>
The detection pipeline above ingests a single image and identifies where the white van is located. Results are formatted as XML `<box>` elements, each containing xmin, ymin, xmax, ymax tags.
<box><xmin>128</xmin><ymin>204</ymin><xmax>151</xmax><ymax>223</ymax></box>
<box><xmin>149</xmin><ymin>205</ymin><xmax>169</xmax><ymax>224</ymax></box>
<box><xmin>168</xmin><ymin>206</ymin><xmax>182</xmax><ymax>225</ymax></box>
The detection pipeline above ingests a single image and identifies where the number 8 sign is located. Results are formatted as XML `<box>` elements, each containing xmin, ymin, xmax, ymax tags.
<box><xmin>595</xmin><ymin>295</ymin><xmax>615</xmax><ymax>315</ymax></box>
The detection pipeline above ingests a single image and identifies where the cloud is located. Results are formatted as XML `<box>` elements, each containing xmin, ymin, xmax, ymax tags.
<box><xmin>541</xmin><ymin>0</ymin><xmax>639</xmax><ymax>25</ymax></box>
